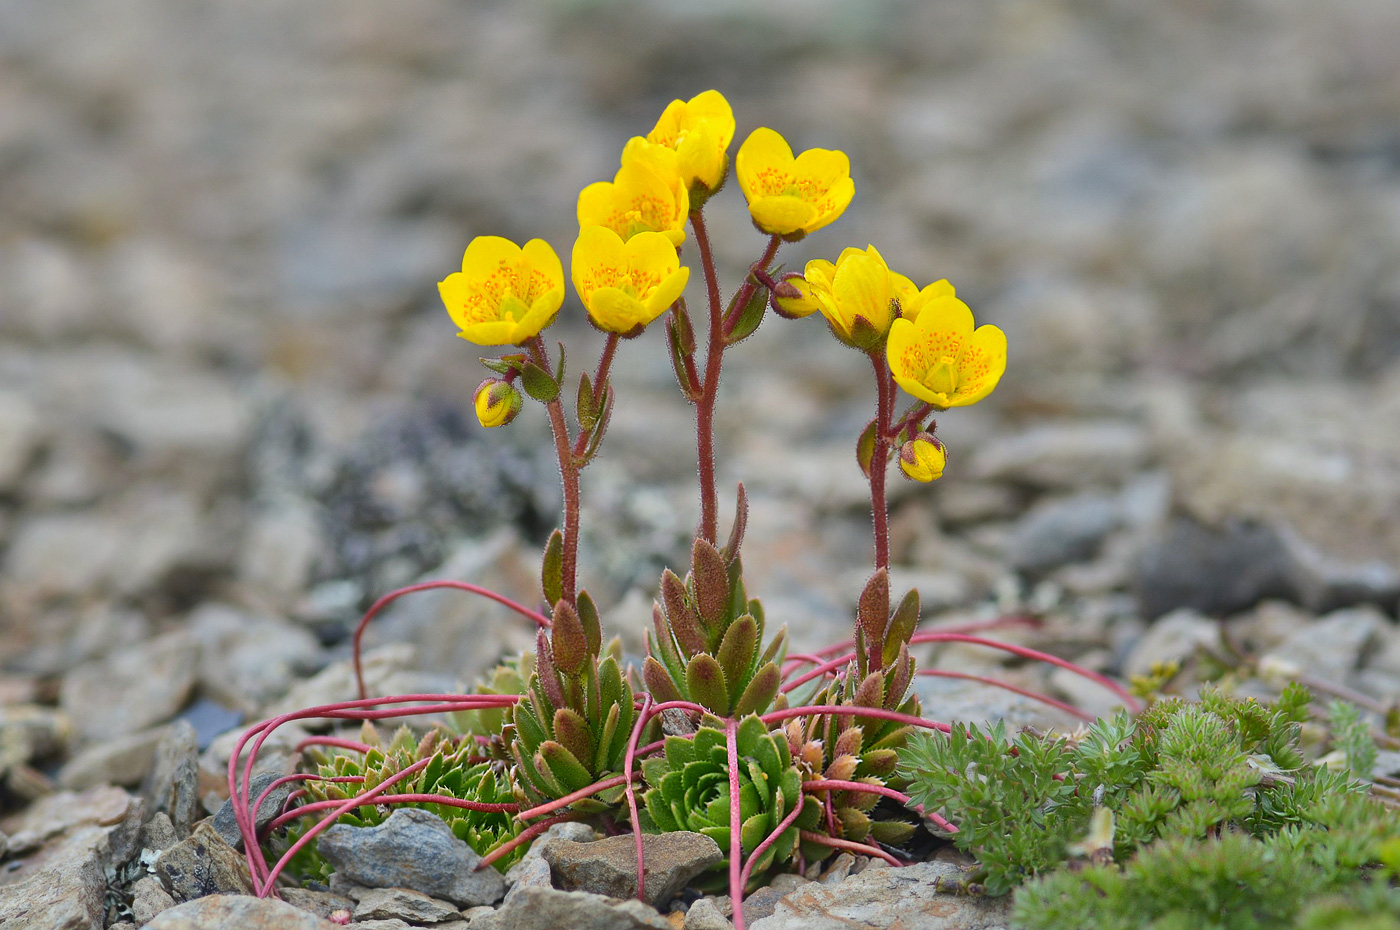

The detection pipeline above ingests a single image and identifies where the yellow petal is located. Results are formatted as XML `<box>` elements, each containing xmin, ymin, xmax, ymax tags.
<box><xmin>577</xmin><ymin>181</ymin><xmax>618</xmax><ymax>232</ymax></box>
<box><xmin>643</xmin><ymin>266</ymin><xmax>690</xmax><ymax>319</ymax></box>
<box><xmin>832</xmin><ymin>247</ymin><xmax>894</xmax><ymax>335</ymax></box>
<box><xmin>459</xmin><ymin>235</ymin><xmax>523</xmax><ymax>278</ymax></box>
<box><xmin>747</xmin><ymin>196</ymin><xmax>817</xmax><ymax>236</ymax></box>
<box><xmin>622</xmin><ymin>229</ymin><xmax>682</xmax><ymax>278</ymax></box>
<box><xmin>792</xmin><ymin>147</ymin><xmax>850</xmax><ymax>192</ymax></box>
<box><xmin>571</xmin><ymin>225</ymin><xmax>627</xmax><ymax>303</ymax></box>
<box><xmin>946</xmin><ymin>324</ymin><xmax>1007</xmax><ymax>407</ymax></box>
<box><xmin>736</xmin><ymin>127</ymin><xmax>795</xmax><ymax>197</ymax></box>
<box><xmin>521</xmin><ymin>238</ymin><xmax>564</xmax><ymax>294</ymax></box>
<box><xmin>913</xmin><ymin>295</ymin><xmax>975</xmax><ymax>349</ymax></box>
<box><xmin>804</xmin><ymin>259</ymin><xmax>837</xmax><ymax>292</ymax></box>
<box><xmin>587</xmin><ymin>287</ymin><xmax>649</xmax><ymax>333</ymax></box>
<box><xmin>804</xmin><ymin>176</ymin><xmax>854</xmax><ymax>234</ymax></box>
<box><xmin>686</xmin><ymin>90</ymin><xmax>735</xmax><ymax>147</ymax></box>
<box><xmin>901</xmin><ymin>279</ymin><xmax>956</xmax><ymax>323</ymax></box>
<box><xmin>455</xmin><ymin>320</ymin><xmax>518</xmax><ymax>347</ymax></box>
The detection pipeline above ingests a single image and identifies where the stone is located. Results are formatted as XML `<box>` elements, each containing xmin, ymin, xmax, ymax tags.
<box><xmin>740</xmin><ymin>885</ymin><xmax>790</xmax><ymax>924</ymax></box>
<box><xmin>238</xmin><ymin>499</ymin><xmax>324</xmax><ymax>603</ymax></box>
<box><xmin>278</xmin><ymin>887</ymin><xmax>357</xmax><ymax>920</ymax></box>
<box><xmin>58</xmin><ymin>725</ymin><xmax>166</xmax><ymax>789</ymax></box>
<box><xmin>353</xmin><ymin>887</ymin><xmax>460</xmax><ymax>923</ymax></box>
<box><xmin>968</xmin><ymin>421</ymin><xmax>1151</xmax><ymax>490</ymax></box>
<box><xmin>0</xmin><ymin>825</ymin><xmax>109</xmax><ymax>930</ymax></box>
<box><xmin>143</xmin><ymin>894</ymin><xmax>340</xmax><ymax>929</ymax></box>
<box><xmin>1005</xmin><ymin>492</ymin><xmax>1122</xmax><ymax>575</ymax></box>
<box><xmin>131</xmin><ymin>874</ymin><xmax>177</xmax><ymax>926</ymax></box>
<box><xmin>748</xmin><ymin>860</ymin><xmax>1012</xmax><ymax>929</ymax></box>
<box><xmin>155</xmin><ymin>821</ymin><xmax>256</xmax><ymax>902</ymax></box>
<box><xmin>264</xmin><ymin>644</ymin><xmax>424</xmax><ymax>723</ymax></box>
<box><xmin>1122</xmin><ymin>608</ymin><xmax>1225</xmax><ymax>679</ymax></box>
<box><xmin>818</xmin><ymin>853</ymin><xmax>856</xmax><ymax>885</ymax></box>
<box><xmin>317</xmin><ymin>808</ymin><xmax>505</xmax><ymax>907</ymax></box>
<box><xmin>60</xmin><ymin>630</ymin><xmax>198</xmax><ymax>741</ymax></box>
<box><xmin>212</xmin><ymin>771</ymin><xmax>294</xmax><ymax>850</ymax></box>
<box><xmin>503</xmin><ymin>856</ymin><xmax>553</xmax><ymax>900</ymax></box>
<box><xmin>1261</xmin><ymin>606</ymin><xmax>1386</xmax><ymax>683</ymax></box>
<box><xmin>471</xmin><ymin>885</ymin><xmax>672</xmax><ymax>930</ymax></box>
<box><xmin>1135</xmin><ymin>517</ymin><xmax>1297</xmax><ymax>619</ymax></box>
<box><xmin>0</xmin><ymin>389</ymin><xmax>41</xmax><ymax>492</ymax></box>
<box><xmin>4</xmin><ymin>784</ymin><xmax>135</xmax><ymax>853</ymax></box>
<box><xmin>140</xmin><ymin>812</ymin><xmax>181</xmax><ymax>854</ymax></box>
<box><xmin>1281</xmin><ymin>530</ymin><xmax>1400</xmax><ymax>614</ymax></box>
<box><xmin>144</xmin><ymin>719</ymin><xmax>201</xmax><ymax>836</ymax></box>
<box><xmin>684</xmin><ymin>897</ymin><xmax>733</xmax><ymax>930</ymax></box>
<box><xmin>188</xmin><ymin>603</ymin><xmax>323</xmax><ymax>714</ymax></box>
<box><xmin>541</xmin><ymin>832</ymin><xmax>723</xmax><ymax>908</ymax></box>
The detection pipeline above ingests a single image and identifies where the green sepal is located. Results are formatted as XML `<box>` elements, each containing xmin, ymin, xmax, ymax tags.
<box><xmin>577</xmin><ymin>373</ymin><xmax>599</xmax><ymax>432</ymax></box>
<box><xmin>847</xmin><ymin>313</ymin><xmax>887</xmax><ymax>352</ymax></box>
<box><xmin>579</xmin><ymin>385</ymin><xmax>613</xmax><ymax>464</ymax></box>
<box><xmin>521</xmin><ymin>360</ymin><xmax>559</xmax><ymax>403</ymax></box>
<box><xmin>480</xmin><ymin>353</ymin><xmax>526</xmax><ymax>376</ymax></box>
<box><xmin>686</xmin><ymin>654</ymin><xmax>730</xmax><ymax>715</ymax></box>
<box><xmin>725</xmin><ymin>278</ymin><xmax>768</xmax><ymax>346</ymax></box>
<box><xmin>856</xmin><ymin>418</ymin><xmax>879</xmax><ymax>479</ymax></box>
<box><xmin>541</xmin><ymin>530</ymin><xmax>564</xmax><ymax>608</ymax></box>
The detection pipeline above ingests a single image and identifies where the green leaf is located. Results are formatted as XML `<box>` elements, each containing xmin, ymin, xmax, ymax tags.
<box><xmin>884</xmin><ymin>588</ymin><xmax>919</xmax><ymax>666</ymax></box>
<box><xmin>721</xmin><ymin>482</ymin><xmax>749</xmax><ymax>564</ymax></box>
<box><xmin>686</xmin><ymin>655</ymin><xmax>730</xmax><ymax>715</ymax></box>
<box><xmin>643</xmin><ymin>656</ymin><xmax>684</xmax><ymax>704</ymax></box>
<box><xmin>856</xmin><ymin>569</ymin><xmax>890</xmax><ymax>651</ymax></box>
<box><xmin>541</xmin><ymin>530</ymin><xmax>564</xmax><ymax>608</ymax></box>
<box><xmin>733</xmin><ymin>663</ymin><xmax>781</xmax><ymax>717</ymax></box>
<box><xmin>661</xmin><ymin>569</ymin><xmax>707</xmax><ymax>655</ymax></box>
<box><xmin>521</xmin><ymin>360</ymin><xmax>559</xmax><ymax>403</ymax></box>
<box><xmin>855</xmin><ymin>418</ymin><xmax>879</xmax><ymax>479</ymax></box>
<box><xmin>716</xmin><ymin>614</ymin><xmax>758</xmax><ymax>686</ymax></box>
<box><xmin>724</xmin><ymin>280</ymin><xmax>767</xmax><ymax>346</ymax></box>
<box><xmin>577</xmin><ymin>372</ymin><xmax>599</xmax><ymax>431</ymax></box>
<box><xmin>539</xmin><ymin>740</ymin><xmax>594</xmax><ymax>794</ymax></box>
<box><xmin>550</xmin><ymin>601</ymin><xmax>589</xmax><ymax>677</ymax></box>
<box><xmin>576</xmin><ymin>590</ymin><xmax>602</xmax><ymax>659</ymax></box>
<box><xmin>552</xmin><ymin>707</ymin><xmax>595</xmax><ymax>773</ymax></box>
<box><xmin>690</xmin><ymin>539</ymin><xmax>731</xmax><ymax>634</ymax></box>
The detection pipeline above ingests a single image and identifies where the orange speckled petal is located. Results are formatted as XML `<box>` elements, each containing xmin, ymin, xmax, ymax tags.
<box><xmin>947</xmin><ymin>324</ymin><xmax>1007</xmax><ymax>406</ymax></box>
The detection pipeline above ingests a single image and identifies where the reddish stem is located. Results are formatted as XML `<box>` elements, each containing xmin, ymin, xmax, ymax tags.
<box><xmin>353</xmin><ymin>581</ymin><xmax>549</xmax><ymax>700</ymax></box>
<box><xmin>528</xmin><ymin>335</ymin><xmax>581</xmax><ymax>606</ymax></box>
<box><xmin>513</xmin><ymin>773</ymin><xmax>638</xmax><ymax>822</ymax></box>
<box><xmin>725</xmin><ymin>717</ymin><xmax>747</xmax><ymax>930</ymax></box>
<box><xmin>736</xmin><ymin>796</ymin><xmax>806</xmax><ymax>900</ymax></box>
<box><xmin>295</xmin><ymin>736</ymin><xmax>374</xmax><ymax>756</ymax></box>
<box><xmin>624</xmin><ymin>694</ymin><xmax>653</xmax><ymax>902</ymax></box>
<box><xmin>798</xmin><ymin>830</ymin><xmax>903</xmax><ymax>866</ymax></box>
<box><xmin>869</xmin><ymin>350</ymin><xmax>894</xmax><ymax>572</ymax></box>
<box><xmin>267</xmin><ymin>793</ymin><xmax>519</xmax><ymax>833</ymax></box>
<box><xmin>477</xmin><ymin>813</ymin><xmax>580</xmax><ymax>870</ymax></box>
<box><xmin>761</xmin><ymin>704</ymin><xmax>952</xmax><ymax>734</ymax></box>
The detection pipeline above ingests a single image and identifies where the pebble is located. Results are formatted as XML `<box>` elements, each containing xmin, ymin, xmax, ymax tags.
<box><xmin>131</xmin><ymin>874</ymin><xmax>177</xmax><ymax>926</ymax></box>
<box><xmin>0</xmin><ymin>825</ymin><xmax>109</xmax><ymax>930</ymax></box>
<box><xmin>0</xmin><ymin>389</ymin><xmax>41</xmax><ymax>492</ymax></box>
<box><xmin>143</xmin><ymin>719</ymin><xmax>201</xmax><ymax>836</ymax></box>
<box><xmin>317</xmin><ymin>808</ymin><xmax>506</xmax><ymax>908</ymax></box>
<box><xmin>1122</xmin><ymin>608</ymin><xmax>1225</xmax><ymax>679</ymax></box>
<box><xmin>1135</xmin><ymin>517</ymin><xmax>1297</xmax><ymax>620</ymax></box>
<box><xmin>58</xmin><ymin>725</ymin><xmax>166</xmax><ymax>790</ymax></box>
<box><xmin>155</xmin><ymin>821</ymin><xmax>257</xmax><ymax>902</ymax></box>
<box><xmin>1261</xmin><ymin>605</ymin><xmax>1386</xmax><ymax>685</ymax></box>
<box><xmin>188</xmin><ymin>603</ymin><xmax>324</xmax><ymax>713</ymax></box>
<box><xmin>352</xmin><ymin>887</ymin><xmax>461</xmax><ymax>923</ymax></box>
<box><xmin>471</xmin><ymin>885</ymin><xmax>672</xmax><ymax>930</ymax></box>
<box><xmin>143</xmin><ymin>894</ymin><xmax>340</xmax><ymax>930</ymax></box>
<box><xmin>684</xmin><ymin>897</ymin><xmax>733</xmax><ymax>930</ymax></box>
<box><xmin>748</xmin><ymin>860</ymin><xmax>1012</xmax><ymax>930</ymax></box>
<box><xmin>1005</xmin><ymin>491</ymin><xmax>1122</xmax><ymax>575</ymax></box>
<box><xmin>542</xmin><ymin>832</ymin><xmax>723</xmax><ymax>909</ymax></box>
<box><xmin>212</xmin><ymin>770</ymin><xmax>294</xmax><ymax>850</ymax></box>
<box><xmin>968</xmin><ymin>421</ymin><xmax>1151</xmax><ymax>490</ymax></box>
<box><xmin>60</xmin><ymin>631</ymin><xmax>198</xmax><ymax>741</ymax></box>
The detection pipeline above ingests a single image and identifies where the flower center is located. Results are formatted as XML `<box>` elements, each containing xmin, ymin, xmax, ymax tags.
<box><xmin>924</xmin><ymin>355</ymin><xmax>960</xmax><ymax>396</ymax></box>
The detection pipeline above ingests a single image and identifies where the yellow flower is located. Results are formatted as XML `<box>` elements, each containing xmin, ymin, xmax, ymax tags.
<box><xmin>645</xmin><ymin>89</ymin><xmax>735</xmax><ymax>195</ymax></box>
<box><xmin>891</xmin><ymin>276</ymin><xmax>956</xmax><ymax>325</ymax></box>
<box><xmin>734</xmin><ymin>127</ymin><xmax>854</xmax><ymax>239</ymax></box>
<box><xmin>439</xmin><ymin>237</ymin><xmax>565</xmax><ymax>347</ymax></box>
<box><xmin>474</xmin><ymin>379</ymin><xmax>522</xmax><ymax>428</ymax></box>
<box><xmin>774</xmin><ymin>245</ymin><xmax>899</xmax><ymax>349</ymax></box>
<box><xmin>572</xmin><ymin>226</ymin><xmax>690</xmax><ymax>336</ymax></box>
<box><xmin>899</xmin><ymin>434</ymin><xmax>946</xmax><ymax>483</ymax></box>
<box><xmin>886</xmin><ymin>296</ymin><xmax>1006</xmax><ymax>408</ymax></box>
<box><xmin>577</xmin><ymin>140</ymin><xmax>689</xmax><ymax>247</ymax></box>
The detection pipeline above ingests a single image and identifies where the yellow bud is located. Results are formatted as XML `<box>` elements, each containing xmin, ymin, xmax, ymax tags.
<box><xmin>474</xmin><ymin>378</ymin><xmax>523</xmax><ymax>428</ymax></box>
<box><xmin>899</xmin><ymin>433</ymin><xmax>946</xmax><ymax>482</ymax></box>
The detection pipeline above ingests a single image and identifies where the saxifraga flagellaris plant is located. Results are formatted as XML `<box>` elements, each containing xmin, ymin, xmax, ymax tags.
<box><xmin>226</xmin><ymin>88</ymin><xmax>1214</xmax><ymax>930</ymax></box>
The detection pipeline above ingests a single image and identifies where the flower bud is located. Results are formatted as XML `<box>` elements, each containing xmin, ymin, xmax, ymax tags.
<box><xmin>899</xmin><ymin>433</ymin><xmax>946</xmax><ymax>483</ymax></box>
<box><xmin>770</xmin><ymin>273</ymin><xmax>811</xmax><ymax>320</ymax></box>
<box><xmin>474</xmin><ymin>378</ymin><xmax>523</xmax><ymax>428</ymax></box>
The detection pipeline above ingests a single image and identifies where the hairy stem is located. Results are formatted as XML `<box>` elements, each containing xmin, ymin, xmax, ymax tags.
<box><xmin>529</xmin><ymin>336</ymin><xmax>580</xmax><ymax>606</ymax></box>
<box><xmin>689</xmin><ymin>211</ymin><xmax>781</xmax><ymax>543</ymax></box>
<box><xmin>869</xmin><ymin>350</ymin><xmax>895</xmax><ymax>571</ymax></box>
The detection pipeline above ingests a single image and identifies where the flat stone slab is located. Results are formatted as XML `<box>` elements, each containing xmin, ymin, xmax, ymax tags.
<box><xmin>541</xmin><ymin>831</ymin><xmax>723</xmax><ymax>907</ymax></box>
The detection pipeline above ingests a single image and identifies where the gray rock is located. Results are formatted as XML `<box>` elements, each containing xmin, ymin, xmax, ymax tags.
<box><xmin>1281</xmin><ymin>530</ymin><xmax>1400</xmax><ymax>614</ymax></box>
<box><xmin>5</xmin><ymin>784</ymin><xmax>135</xmax><ymax>853</ymax></box>
<box><xmin>277</xmin><ymin>887</ymin><xmax>357</xmax><ymax>920</ymax></box>
<box><xmin>143</xmin><ymin>894</ymin><xmax>340</xmax><ymax>930</ymax></box>
<box><xmin>131</xmin><ymin>874</ymin><xmax>177</xmax><ymax>926</ymax></box>
<box><xmin>0</xmin><ymin>389</ymin><xmax>41</xmax><ymax>492</ymax></box>
<box><xmin>471</xmin><ymin>885</ymin><xmax>671</xmax><ymax>930</ymax></box>
<box><xmin>1261</xmin><ymin>606</ymin><xmax>1385</xmax><ymax>683</ymax></box>
<box><xmin>818</xmin><ymin>853</ymin><xmax>857</xmax><ymax>885</ymax></box>
<box><xmin>0</xmin><ymin>825</ymin><xmax>109</xmax><ymax>930</ymax></box>
<box><xmin>155</xmin><ymin>821</ymin><xmax>256</xmax><ymax>902</ymax></box>
<box><xmin>317</xmin><ymin>808</ymin><xmax>505</xmax><ymax>907</ymax></box>
<box><xmin>1006</xmin><ymin>492</ymin><xmax>1122</xmax><ymax>575</ymax></box>
<box><xmin>1135</xmin><ymin>517</ymin><xmax>1297</xmax><ymax>619</ymax></box>
<box><xmin>188</xmin><ymin>603</ymin><xmax>323</xmax><ymax>714</ymax></box>
<box><xmin>212</xmin><ymin>770</ymin><xmax>293</xmax><ymax>850</ymax></box>
<box><xmin>1123</xmin><ymin>608</ymin><xmax>1225</xmax><ymax>678</ymax></box>
<box><xmin>60</xmin><ymin>631</ymin><xmax>198</xmax><ymax>740</ymax></box>
<box><xmin>141</xmin><ymin>812</ymin><xmax>181</xmax><ymax>854</ymax></box>
<box><xmin>58</xmin><ymin>725</ymin><xmax>166</xmax><ymax>790</ymax></box>
<box><xmin>684</xmin><ymin>897</ymin><xmax>733</xmax><ymax>930</ymax></box>
<box><xmin>748</xmin><ymin>860</ymin><xmax>1012</xmax><ymax>930</ymax></box>
<box><xmin>353</xmin><ymin>887</ymin><xmax>460</xmax><ymax>923</ymax></box>
<box><xmin>541</xmin><ymin>832</ymin><xmax>723</xmax><ymax>908</ymax></box>
<box><xmin>238</xmin><ymin>499</ymin><xmax>324</xmax><ymax>603</ymax></box>
<box><xmin>968</xmin><ymin>421</ymin><xmax>1150</xmax><ymax>490</ymax></box>
<box><xmin>503</xmin><ymin>855</ymin><xmax>553</xmax><ymax>901</ymax></box>
<box><xmin>144</xmin><ymin>719</ymin><xmax>201</xmax><ymax>836</ymax></box>
<box><xmin>741</xmin><ymin>885</ymin><xmax>790</xmax><ymax>924</ymax></box>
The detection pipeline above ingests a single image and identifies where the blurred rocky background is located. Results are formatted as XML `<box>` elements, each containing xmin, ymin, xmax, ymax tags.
<box><xmin>1</xmin><ymin>0</ymin><xmax>1399</xmax><ymax>922</ymax></box>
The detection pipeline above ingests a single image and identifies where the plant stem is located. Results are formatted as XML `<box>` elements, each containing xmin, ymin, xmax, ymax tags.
<box><xmin>689</xmin><ymin>210</ymin><xmax>780</xmax><ymax>543</ymax></box>
<box><xmin>869</xmin><ymin>350</ymin><xmax>894</xmax><ymax>571</ymax></box>
<box><xmin>571</xmin><ymin>332</ymin><xmax>620</xmax><ymax>459</ymax></box>
<box><xmin>528</xmin><ymin>336</ymin><xmax>580</xmax><ymax>606</ymax></box>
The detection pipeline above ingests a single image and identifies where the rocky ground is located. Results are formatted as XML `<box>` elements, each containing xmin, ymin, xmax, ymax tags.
<box><xmin>2</xmin><ymin>0</ymin><xmax>1399</xmax><ymax>928</ymax></box>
